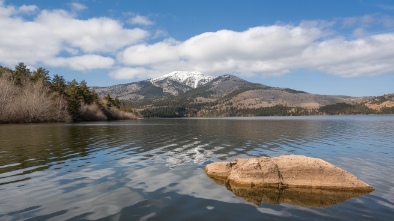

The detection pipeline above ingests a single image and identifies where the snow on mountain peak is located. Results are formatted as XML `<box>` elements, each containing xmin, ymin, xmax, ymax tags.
<box><xmin>150</xmin><ymin>71</ymin><xmax>215</xmax><ymax>88</ymax></box>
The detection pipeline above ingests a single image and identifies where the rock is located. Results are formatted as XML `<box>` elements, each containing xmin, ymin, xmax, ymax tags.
<box><xmin>205</xmin><ymin>155</ymin><xmax>374</xmax><ymax>207</ymax></box>
<box><xmin>205</xmin><ymin>155</ymin><xmax>373</xmax><ymax>190</ymax></box>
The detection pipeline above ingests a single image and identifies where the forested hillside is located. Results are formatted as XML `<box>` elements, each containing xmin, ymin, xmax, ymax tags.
<box><xmin>96</xmin><ymin>73</ymin><xmax>394</xmax><ymax>118</ymax></box>
<box><xmin>0</xmin><ymin>63</ymin><xmax>139</xmax><ymax>123</ymax></box>
<box><xmin>132</xmin><ymin>74</ymin><xmax>394</xmax><ymax>117</ymax></box>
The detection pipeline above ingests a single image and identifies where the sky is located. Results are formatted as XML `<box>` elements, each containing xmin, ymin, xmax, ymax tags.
<box><xmin>1</xmin><ymin>0</ymin><xmax>394</xmax><ymax>96</ymax></box>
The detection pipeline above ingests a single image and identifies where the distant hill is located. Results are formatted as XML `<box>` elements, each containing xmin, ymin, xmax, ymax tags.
<box><xmin>94</xmin><ymin>71</ymin><xmax>391</xmax><ymax>117</ymax></box>
<box><xmin>365</xmin><ymin>94</ymin><xmax>394</xmax><ymax>111</ymax></box>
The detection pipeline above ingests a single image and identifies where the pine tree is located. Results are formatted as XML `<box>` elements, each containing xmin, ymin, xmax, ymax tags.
<box><xmin>31</xmin><ymin>67</ymin><xmax>50</xmax><ymax>85</ymax></box>
<box><xmin>104</xmin><ymin>93</ymin><xmax>114</xmax><ymax>107</ymax></box>
<box><xmin>113</xmin><ymin>97</ymin><xmax>121</xmax><ymax>109</ymax></box>
<box><xmin>13</xmin><ymin>62</ymin><xmax>31</xmax><ymax>86</ymax></box>
<box><xmin>50</xmin><ymin>75</ymin><xmax>67</xmax><ymax>95</ymax></box>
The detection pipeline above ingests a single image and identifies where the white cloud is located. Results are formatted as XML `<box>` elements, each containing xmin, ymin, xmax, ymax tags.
<box><xmin>353</xmin><ymin>28</ymin><xmax>366</xmax><ymax>37</ymax></box>
<box><xmin>0</xmin><ymin>2</ymin><xmax>37</xmax><ymax>16</ymax></box>
<box><xmin>46</xmin><ymin>55</ymin><xmax>115</xmax><ymax>71</ymax></box>
<box><xmin>109</xmin><ymin>67</ymin><xmax>158</xmax><ymax>80</ymax></box>
<box><xmin>35</xmin><ymin>10</ymin><xmax>148</xmax><ymax>53</ymax></box>
<box><xmin>118</xmin><ymin>23</ymin><xmax>394</xmax><ymax>79</ymax></box>
<box><xmin>153</xmin><ymin>29</ymin><xmax>168</xmax><ymax>39</ymax></box>
<box><xmin>0</xmin><ymin>2</ymin><xmax>148</xmax><ymax>70</ymax></box>
<box><xmin>129</xmin><ymin>15</ymin><xmax>153</xmax><ymax>26</ymax></box>
<box><xmin>70</xmin><ymin>3</ymin><xmax>87</xmax><ymax>11</ymax></box>
<box><xmin>18</xmin><ymin>5</ymin><xmax>38</xmax><ymax>14</ymax></box>
<box><xmin>119</xmin><ymin>39</ymin><xmax>180</xmax><ymax>65</ymax></box>
<box><xmin>0</xmin><ymin>0</ymin><xmax>15</xmax><ymax>17</ymax></box>
<box><xmin>1</xmin><ymin>0</ymin><xmax>393</xmax><ymax>81</ymax></box>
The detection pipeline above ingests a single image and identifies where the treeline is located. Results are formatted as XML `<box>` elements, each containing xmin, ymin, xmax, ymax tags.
<box><xmin>237</xmin><ymin>105</ymin><xmax>318</xmax><ymax>116</ymax></box>
<box><xmin>318</xmin><ymin>103</ymin><xmax>374</xmax><ymax>115</ymax></box>
<box><xmin>141</xmin><ymin>106</ymin><xmax>187</xmax><ymax>118</ymax></box>
<box><xmin>140</xmin><ymin>104</ymin><xmax>316</xmax><ymax>118</ymax></box>
<box><xmin>0</xmin><ymin>63</ymin><xmax>138</xmax><ymax>123</ymax></box>
<box><xmin>138</xmin><ymin>102</ymin><xmax>394</xmax><ymax>118</ymax></box>
<box><xmin>317</xmin><ymin>102</ymin><xmax>394</xmax><ymax>115</ymax></box>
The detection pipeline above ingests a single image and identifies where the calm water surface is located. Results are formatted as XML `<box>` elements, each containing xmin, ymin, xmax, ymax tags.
<box><xmin>0</xmin><ymin>116</ymin><xmax>393</xmax><ymax>220</ymax></box>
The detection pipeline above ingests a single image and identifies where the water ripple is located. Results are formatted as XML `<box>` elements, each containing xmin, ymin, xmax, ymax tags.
<box><xmin>0</xmin><ymin>116</ymin><xmax>393</xmax><ymax>220</ymax></box>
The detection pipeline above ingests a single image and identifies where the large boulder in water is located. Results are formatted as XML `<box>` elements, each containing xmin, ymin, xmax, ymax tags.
<box><xmin>206</xmin><ymin>155</ymin><xmax>373</xmax><ymax>190</ymax></box>
<box><xmin>205</xmin><ymin>155</ymin><xmax>373</xmax><ymax>207</ymax></box>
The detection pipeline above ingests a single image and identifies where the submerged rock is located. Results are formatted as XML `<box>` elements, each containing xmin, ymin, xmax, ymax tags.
<box><xmin>205</xmin><ymin>155</ymin><xmax>374</xmax><ymax>207</ymax></box>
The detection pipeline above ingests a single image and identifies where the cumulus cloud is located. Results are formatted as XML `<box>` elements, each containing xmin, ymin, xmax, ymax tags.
<box><xmin>35</xmin><ymin>10</ymin><xmax>148</xmax><ymax>53</ymax></box>
<box><xmin>129</xmin><ymin>15</ymin><xmax>153</xmax><ymax>26</ymax></box>
<box><xmin>109</xmin><ymin>67</ymin><xmax>159</xmax><ymax>80</ymax></box>
<box><xmin>118</xmin><ymin>22</ymin><xmax>394</xmax><ymax>78</ymax></box>
<box><xmin>1</xmin><ymin>0</ymin><xmax>394</xmax><ymax>80</ymax></box>
<box><xmin>46</xmin><ymin>55</ymin><xmax>115</xmax><ymax>71</ymax></box>
<box><xmin>70</xmin><ymin>3</ymin><xmax>87</xmax><ymax>11</ymax></box>
<box><xmin>0</xmin><ymin>2</ymin><xmax>148</xmax><ymax>70</ymax></box>
<box><xmin>18</xmin><ymin>5</ymin><xmax>38</xmax><ymax>14</ymax></box>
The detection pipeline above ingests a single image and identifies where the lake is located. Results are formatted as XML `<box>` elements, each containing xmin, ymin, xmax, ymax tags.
<box><xmin>0</xmin><ymin>116</ymin><xmax>393</xmax><ymax>220</ymax></box>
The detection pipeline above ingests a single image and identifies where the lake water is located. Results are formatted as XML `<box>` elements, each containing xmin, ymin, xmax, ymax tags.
<box><xmin>0</xmin><ymin>116</ymin><xmax>393</xmax><ymax>221</ymax></box>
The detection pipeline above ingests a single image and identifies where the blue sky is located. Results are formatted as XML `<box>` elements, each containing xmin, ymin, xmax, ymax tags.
<box><xmin>1</xmin><ymin>0</ymin><xmax>394</xmax><ymax>96</ymax></box>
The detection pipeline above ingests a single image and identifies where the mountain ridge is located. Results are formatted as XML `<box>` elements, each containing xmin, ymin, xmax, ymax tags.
<box><xmin>150</xmin><ymin>71</ymin><xmax>215</xmax><ymax>89</ymax></box>
<box><xmin>93</xmin><ymin>71</ymin><xmax>389</xmax><ymax>117</ymax></box>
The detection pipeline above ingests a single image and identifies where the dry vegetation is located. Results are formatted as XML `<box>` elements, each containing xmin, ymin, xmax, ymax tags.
<box><xmin>365</xmin><ymin>94</ymin><xmax>394</xmax><ymax>111</ymax></box>
<box><xmin>0</xmin><ymin>73</ymin><xmax>70</xmax><ymax>123</ymax></box>
<box><xmin>0</xmin><ymin>63</ymin><xmax>139</xmax><ymax>123</ymax></box>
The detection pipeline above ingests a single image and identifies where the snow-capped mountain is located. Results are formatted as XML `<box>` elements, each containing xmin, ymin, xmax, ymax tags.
<box><xmin>150</xmin><ymin>71</ymin><xmax>215</xmax><ymax>88</ymax></box>
<box><xmin>93</xmin><ymin>72</ymin><xmax>367</xmax><ymax>116</ymax></box>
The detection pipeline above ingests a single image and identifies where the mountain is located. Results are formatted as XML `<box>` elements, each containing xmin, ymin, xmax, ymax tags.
<box><xmin>150</xmin><ymin>71</ymin><xmax>214</xmax><ymax>88</ymax></box>
<box><xmin>93</xmin><ymin>71</ymin><xmax>214</xmax><ymax>100</ymax></box>
<box><xmin>94</xmin><ymin>71</ymin><xmax>379</xmax><ymax>117</ymax></box>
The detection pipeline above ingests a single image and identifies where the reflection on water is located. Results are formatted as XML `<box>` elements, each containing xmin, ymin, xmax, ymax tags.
<box><xmin>0</xmin><ymin>116</ymin><xmax>394</xmax><ymax>220</ymax></box>
<box><xmin>209</xmin><ymin>176</ymin><xmax>373</xmax><ymax>207</ymax></box>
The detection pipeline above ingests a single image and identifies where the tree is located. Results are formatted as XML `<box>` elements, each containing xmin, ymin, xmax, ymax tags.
<box><xmin>104</xmin><ymin>93</ymin><xmax>114</xmax><ymax>107</ymax></box>
<box><xmin>13</xmin><ymin>62</ymin><xmax>31</xmax><ymax>85</ymax></box>
<box><xmin>113</xmin><ymin>97</ymin><xmax>121</xmax><ymax>109</ymax></box>
<box><xmin>50</xmin><ymin>74</ymin><xmax>67</xmax><ymax>95</ymax></box>
<box><xmin>63</xmin><ymin>79</ymin><xmax>100</xmax><ymax>121</ymax></box>
<box><xmin>31</xmin><ymin>67</ymin><xmax>50</xmax><ymax>85</ymax></box>
<box><xmin>79</xmin><ymin>80</ymin><xmax>96</xmax><ymax>104</ymax></box>
<box><xmin>91</xmin><ymin>89</ymin><xmax>99</xmax><ymax>103</ymax></box>
<box><xmin>65</xmin><ymin>80</ymin><xmax>82</xmax><ymax>121</ymax></box>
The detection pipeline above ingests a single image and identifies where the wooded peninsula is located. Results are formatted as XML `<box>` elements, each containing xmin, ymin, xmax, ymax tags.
<box><xmin>0</xmin><ymin>63</ymin><xmax>139</xmax><ymax>123</ymax></box>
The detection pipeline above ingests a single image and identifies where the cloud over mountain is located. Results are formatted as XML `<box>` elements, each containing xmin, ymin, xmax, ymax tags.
<box><xmin>119</xmin><ymin>23</ymin><xmax>394</xmax><ymax>78</ymax></box>
<box><xmin>1</xmin><ymin>0</ymin><xmax>394</xmax><ymax>81</ymax></box>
